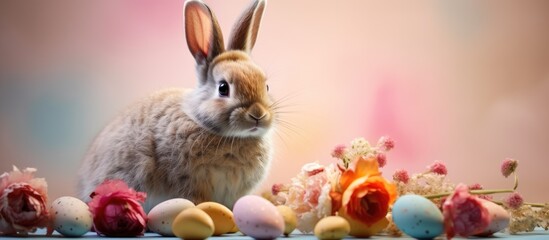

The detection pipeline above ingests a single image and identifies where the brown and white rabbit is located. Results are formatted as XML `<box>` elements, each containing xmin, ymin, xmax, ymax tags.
<box><xmin>78</xmin><ymin>0</ymin><xmax>273</xmax><ymax>211</ymax></box>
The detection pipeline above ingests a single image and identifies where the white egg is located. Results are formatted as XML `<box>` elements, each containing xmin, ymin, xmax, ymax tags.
<box><xmin>50</xmin><ymin>196</ymin><xmax>92</xmax><ymax>237</ymax></box>
<box><xmin>147</xmin><ymin>198</ymin><xmax>195</xmax><ymax>236</ymax></box>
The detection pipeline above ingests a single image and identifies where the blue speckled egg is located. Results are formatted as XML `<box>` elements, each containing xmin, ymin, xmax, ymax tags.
<box><xmin>392</xmin><ymin>195</ymin><xmax>444</xmax><ymax>239</ymax></box>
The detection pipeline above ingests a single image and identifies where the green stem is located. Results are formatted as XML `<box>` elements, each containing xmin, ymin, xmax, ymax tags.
<box><xmin>424</xmin><ymin>189</ymin><xmax>515</xmax><ymax>199</ymax></box>
<box><xmin>492</xmin><ymin>200</ymin><xmax>546</xmax><ymax>208</ymax></box>
<box><xmin>513</xmin><ymin>171</ymin><xmax>518</xmax><ymax>190</ymax></box>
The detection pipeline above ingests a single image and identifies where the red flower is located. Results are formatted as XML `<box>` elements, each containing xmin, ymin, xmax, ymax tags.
<box><xmin>88</xmin><ymin>179</ymin><xmax>147</xmax><ymax>237</ymax></box>
<box><xmin>0</xmin><ymin>167</ymin><xmax>49</xmax><ymax>236</ymax></box>
<box><xmin>442</xmin><ymin>184</ymin><xmax>490</xmax><ymax>239</ymax></box>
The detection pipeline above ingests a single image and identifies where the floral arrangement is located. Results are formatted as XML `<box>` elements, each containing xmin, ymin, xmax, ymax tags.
<box><xmin>269</xmin><ymin>136</ymin><xmax>549</xmax><ymax>238</ymax></box>
<box><xmin>270</xmin><ymin>136</ymin><xmax>397</xmax><ymax>235</ymax></box>
<box><xmin>1</xmin><ymin>137</ymin><xmax>547</xmax><ymax>238</ymax></box>
<box><xmin>0</xmin><ymin>166</ymin><xmax>49</xmax><ymax>236</ymax></box>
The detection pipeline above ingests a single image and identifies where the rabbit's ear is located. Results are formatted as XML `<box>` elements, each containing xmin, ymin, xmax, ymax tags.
<box><xmin>227</xmin><ymin>0</ymin><xmax>266</xmax><ymax>52</ymax></box>
<box><xmin>185</xmin><ymin>0</ymin><xmax>225</xmax><ymax>64</ymax></box>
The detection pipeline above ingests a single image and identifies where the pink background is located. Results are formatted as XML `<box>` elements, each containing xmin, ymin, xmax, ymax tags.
<box><xmin>1</xmin><ymin>0</ymin><xmax>548</xmax><ymax>203</ymax></box>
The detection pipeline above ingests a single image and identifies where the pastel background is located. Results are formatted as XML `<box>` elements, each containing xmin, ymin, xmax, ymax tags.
<box><xmin>1</xmin><ymin>0</ymin><xmax>548</xmax><ymax>203</ymax></box>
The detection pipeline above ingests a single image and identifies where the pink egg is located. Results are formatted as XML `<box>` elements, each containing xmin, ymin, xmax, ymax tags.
<box><xmin>233</xmin><ymin>195</ymin><xmax>284</xmax><ymax>239</ymax></box>
<box><xmin>477</xmin><ymin>199</ymin><xmax>511</xmax><ymax>236</ymax></box>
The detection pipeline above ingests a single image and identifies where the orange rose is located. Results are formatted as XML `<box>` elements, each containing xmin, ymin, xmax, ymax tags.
<box><xmin>331</xmin><ymin>156</ymin><xmax>397</xmax><ymax>237</ymax></box>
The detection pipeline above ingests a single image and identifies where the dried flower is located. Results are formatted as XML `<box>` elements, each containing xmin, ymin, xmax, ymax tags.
<box><xmin>503</xmin><ymin>192</ymin><xmax>524</xmax><ymax>210</ymax></box>
<box><xmin>0</xmin><ymin>166</ymin><xmax>49</xmax><ymax>236</ymax></box>
<box><xmin>88</xmin><ymin>179</ymin><xmax>147</xmax><ymax>237</ymax></box>
<box><xmin>377</xmin><ymin>136</ymin><xmax>395</xmax><ymax>151</ymax></box>
<box><xmin>468</xmin><ymin>183</ymin><xmax>492</xmax><ymax>201</ymax></box>
<box><xmin>507</xmin><ymin>205</ymin><xmax>538</xmax><ymax>234</ymax></box>
<box><xmin>501</xmin><ymin>158</ymin><xmax>518</xmax><ymax>178</ymax></box>
<box><xmin>392</xmin><ymin>169</ymin><xmax>409</xmax><ymax>184</ymax></box>
<box><xmin>427</xmin><ymin>161</ymin><xmax>448</xmax><ymax>175</ymax></box>
<box><xmin>468</xmin><ymin>183</ymin><xmax>483</xmax><ymax>190</ymax></box>
<box><xmin>331</xmin><ymin>144</ymin><xmax>346</xmax><ymax>159</ymax></box>
<box><xmin>396</xmin><ymin>172</ymin><xmax>455</xmax><ymax>200</ymax></box>
<box><xmin>442</xmin><ymin>184</ymin><xmax>490</xmax><ymax>239</ymax></box>
<box><xmin>376</xmin><ymin>153</ymin><xmax>387</xmax><ymax>168</ymax></box>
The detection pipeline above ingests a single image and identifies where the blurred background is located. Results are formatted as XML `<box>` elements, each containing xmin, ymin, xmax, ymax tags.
<box><xmin>1</xmin><ymin>0</ymin><xmax>548</xmax><ymax>203</ymax></box>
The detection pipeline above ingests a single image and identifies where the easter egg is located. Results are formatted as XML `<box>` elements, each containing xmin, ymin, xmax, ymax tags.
<box><xmin>392</xmin><ymin>195</ymin><xmax>444</xmax><ymax>239</ymax></box>
<box><xmin>172</xmin><ymin>207</ymin><xmax>214</xmax><ymax>239</ymax></box>
<box><xmin>196</xmin><ymin>202</ymin><xmax>235</xmax><ymax>235</ymax></box>
<box><xmin>233</xmin><ymin>195</ymin><xmax>284</xmax><ymax>239</ymax></box>
<box><xmin>477</xmin><ymin>199</ymin><xmax>510</xmax><ymax>236</ymax></box>
<box><xmin>50</xmin><ymin>196</ymin><xmax>92</xmax><ymax>237</ymax></box>
<box><xmin>276</xmin><ymin>205</ymin><xmax>297</xmax><ymax>236</ymax></box>
<box><xmin>338</xmin><ymin>208</ymin><xmax>389</xmax><ymax>237</ymax></box>
<box><xmin>147</xmin><ymin>198</ymin><xmax>195</xmax><ymax>236</ymax></box>
<box><xmin>314</xmin><ymin>216</ymin><xmax>350</xmax><ymax>240</ymax></box>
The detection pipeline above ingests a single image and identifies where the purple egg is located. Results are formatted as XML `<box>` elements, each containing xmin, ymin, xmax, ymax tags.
<box><xmin>233</xmin><ymin>195</ymin><xmax>284</xmax><ymax>239</ymax></box>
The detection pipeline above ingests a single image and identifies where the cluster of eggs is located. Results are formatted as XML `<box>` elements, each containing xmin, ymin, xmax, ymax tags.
<box><xmin>49</xmin><ymin>195</ymin><xmax>301</xmax><ymax>239</ymax></box>
<box><xmin>50</xmin><ymin>194</ymin><xmax>510</xmax><ymax>239</ymax></box>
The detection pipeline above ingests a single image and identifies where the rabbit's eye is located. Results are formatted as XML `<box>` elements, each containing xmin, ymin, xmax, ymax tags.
<box><xmin>218</xmin><ymin>80</ymin><xmax>230</xmax><ymax>97</ymax></box>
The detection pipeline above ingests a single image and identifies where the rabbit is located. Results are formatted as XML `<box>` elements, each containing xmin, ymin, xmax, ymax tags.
<box><xmin>77</xmin><ymin>0</ymin><xmax>274</xmax><ymax>212</ymax></box>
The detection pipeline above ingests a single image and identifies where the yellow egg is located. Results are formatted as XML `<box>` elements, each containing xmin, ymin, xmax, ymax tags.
<box><xmin>196</xmin><ymin>202</ymin><xmax>235</xmax><ymax>235</ymax></box>
<box><xmin>228</xmin><ymin>223</ymin><xmax>239</xmax><ymax>233</ymax></box>
<box><xmin>338</xmin><ymin>208</ymin><xmax>389</xmax><ymax>237</ymax></box>
<box><xmin>276</xmin><ymin>205</ymin><xmax>297</xmax><ymax>236</ymax></box>
<box><xmin>172</xmin><ymin>208</ymin><xmax>214</xmax><ymax>239</ymax></box>
<box><xmin>314</xmin><ymin>216</ymin><xmax>351</xmax><ymax>240</ymax></box>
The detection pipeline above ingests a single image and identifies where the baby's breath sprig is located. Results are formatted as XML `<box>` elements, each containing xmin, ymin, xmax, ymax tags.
<box><xmin>330</xmin><ymin>136</ymin><xmax>394</xmax><ymax>169</ymax></box>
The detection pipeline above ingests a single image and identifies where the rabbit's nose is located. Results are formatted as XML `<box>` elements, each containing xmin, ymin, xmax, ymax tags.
<box><xmin>247</xmin><ymin>103</ymin><xmax>268</xmax><ymax>123</ymax></box>
<box><xmin>249</xmin><ymin>112</ymin><xmax>266</xmax><ymax>121</ymax></box>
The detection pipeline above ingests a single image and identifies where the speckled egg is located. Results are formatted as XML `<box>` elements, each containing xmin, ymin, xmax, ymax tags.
<box><xmin>172</xmin><ymin>207</ymin><xmax>214</xmax><ymax>239</ymax></box>
<box><xmin>50</xmin><ymin>196</ymin><xmax>92</xmax><ymax>237</ymax></box>
<box><xmin>314</xmin><ymin>216</ymin><xmax>350</xmax><ymax>240</ymax></box>
<box><xmin>276</xmin><ymin>205</ymin><xmax>297</xmax><ymax>236</ymax></box>
<box><xmin>197</xmin><ymin>202</ymin><xmax>235</xmax><ymax>235</ymax></box>
<box><xmin>147</xmin><ymin>198</ymin><xmax>195</xmax><ymax>236</ymax></box>
<box><xmin>392</xmin><ymin>195</ymin><xmax>444</xmax><ymax>239</ymax></box>
<box><xmin>233</xmin><ymin>195</ymin><xmax>284</xmax><ymax>239</ymax></box>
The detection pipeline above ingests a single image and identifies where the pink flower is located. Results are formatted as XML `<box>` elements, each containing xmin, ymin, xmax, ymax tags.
<box><xmin>500</xmin><ymin>158</ymin><xmax>518</xmax><ymax>178</ymax></box>
<box><xmin>331</xmin><ymin>144</ymin><xmax>347</xmax><ymax>159</ymax></box>
<box><xmin>0</xmin><ymin>166</ymin><xmax>49</xmax><ymax>236</ymax></box>
<box><xmin>88</xmin><ymin>179</ymin><xmax>147</xmax><ymax>237</ymax></box>
<box><xmin>468</xmin><ymin>183</ymin><xmax>483</xmax><ymax>190</ymax></box>
<box><xmin>427</xmin><ymin>161</ymin><xmax>447</xmax><ymax>175</ymax></box>
<box><xmin>468</xmin><ymin>183</ymin><xmax>492</xmax><ymax>200</ymax></box>
<box><xmin>443</xmin><ymin>184</ymin><xmax>490</xmax><ymax>239</ymax></box>
<box><xmin>376</xmin><ymin>153</ymin><xmax>387</xmax><ymax>168</ymax></box>
<box><xmin>503</xmin><ymin>192</ymin><xmax>524</xmax><ymax>210</ymax></box>
<box><xmin>392</xmin><ymin>169</ymin><xmax>409</xmax><ymax>184</ymax></box>
<box><xmin>285</xmin><ymin>163</ymin><xmax>337</xmax><ymax>233</ymax></box>
<box><xmin>271</xmin><ymin>183</ymin><xmax>287</xmax><ymax>195</ymax></box>
<box><xmin>377</xmin><ymin>136</ymin><xmax>395</xmax><ymax>151</ymax></box>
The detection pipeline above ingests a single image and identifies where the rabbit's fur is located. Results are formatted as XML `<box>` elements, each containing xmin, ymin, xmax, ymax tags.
<box><xmin>78</xmin><ymin>0</ymin><xmax>273</xmax><ymax>211</ymax></box>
